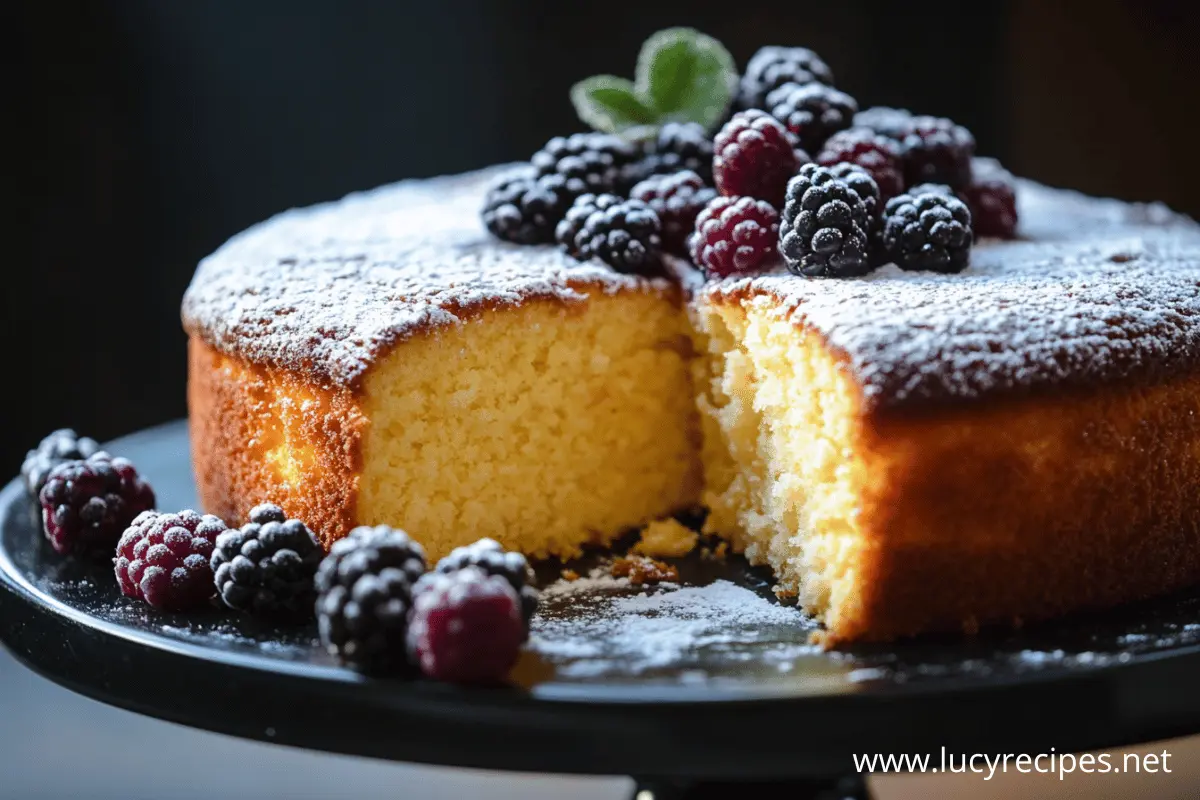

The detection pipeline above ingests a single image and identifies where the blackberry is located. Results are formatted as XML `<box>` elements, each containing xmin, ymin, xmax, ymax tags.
<box><xmin>21</xmin><ymin>429</ymin><xmax>101</xmax><ymax>500</ymax></box>
<box><xmin>737</xmin><ymin>46</ymin><xmax>835</xmax><ymax>111</ymax></box>
<box><xmin>962</xmin><ymin>158</ymin><xmax>1018</xmax><ymax>239</ymax></box>
<box><xmin>211</xmin><ymin>504</ymin><xmax>324</xmax><ymax>618</ymax></box>
<box><xmin>39</xmin><ymin>452</ymin><xmax>155</xmax><ymax>557</ymax></box>
<box><xmin>780</xmin><ymin>163</ymin><xmax>874</xmax><ymax>278</ymax></box>
<box><xmin>531</xmin><ymin>133</ymin><xmax>640</xmax><ymax>197</ymax></box>
<box><xmin>314</xmin><ymin>525</ymin><xmax>427</xmax><ymax>672</ymax></box>
<box><xmin>623</xmin><ymin>122</ymin><xmax>715</xmax><ymax>187</ymax></box>
<box><xmin>408</xmin><ymin>567</ymin><xmax>525</xmax><ymax>684</ymax></box>
<box><xmin>689</xmin><ymin>195</ymin><xmax>780</xmax><ymax>278</ymax></box>
<box><xmin>630</xmin><ymin>170</ymin><xmax>717</xmax><ymax>255</ymax></box>
<box><xmin>555</xmin><ymin>194</ymin><xmax>662</xmax><ymax>275</ymax></box>
<box><xmin>881</xmin><ymin>191</ymin><xmax>973</xmax><ymax>273</ymax></box>
<box><xmin>481</xmin><ymin>173</ymin><xmax>575</xmax><ymax>244</ymax></box>
<box><xmin>907</xmin><ymin>183</ymin><xmax>958</xmax><ymax>198</ymax></box>
<box><xmin>115</xmin><ymin>510</ymin><xmax>227</xmax><ymax>611</ymax></box>
<box><xmin>766</xmin><ymin>82</ymin><xmax>857</xmax><ymax>154</ymax></box>
<box><xmin>853</xmin><ymin>106</ymin><xmax>915</xmax><ymax>143</ymax></box>
<box><xmin>435</xmin><ymin>538</ymin><xmax>539</xmax><ymax>626</ymax></box>
<box><xmin>826</xmin><ymin>162</ymin><xmax>882</xmax><ymax>222</ymax></box>
<box><xmin>900</xmin><ymin>116</ymin><xmax>976</xmax><ymax>189</ymax></box>
<box><xmin>817</xmin><ymin>128</ymin><xmax>904</xmax><ymax>202</ymax></box>
<box><xmin>713</xmin><ymin>110</ymin><xmax>798</xmax><ymax>208</ymax></box>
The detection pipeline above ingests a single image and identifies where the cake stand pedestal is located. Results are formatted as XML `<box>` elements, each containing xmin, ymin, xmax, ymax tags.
<box><xmin>5</xmin><ymin>422</ymin><xmax>1200</xmax><ymax>799</ymax></box>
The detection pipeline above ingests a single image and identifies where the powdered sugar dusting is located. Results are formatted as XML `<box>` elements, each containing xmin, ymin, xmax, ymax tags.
<box><xmin>182</xmin><ymin>165</ymin><xmax>674</xmax><ymax>386</ymax></box>
<box><xmin>704</xmin><ymin>179</ymin><xmax>1200</xmax><ymax>412</ymax></box>
<box><xmin>530</xmin><ymin>572</ymin><xmax>820</xmax><ymax>679</ymax></box>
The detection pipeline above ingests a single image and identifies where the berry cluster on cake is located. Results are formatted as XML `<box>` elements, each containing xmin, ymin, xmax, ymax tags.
<box><xmin>29</xmin><ymin>28</ymin><xmax>1200</xmax><ymax>660</ymax></box>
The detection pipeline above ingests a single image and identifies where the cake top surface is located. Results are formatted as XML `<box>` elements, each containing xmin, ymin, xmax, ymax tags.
<box><xmin>182</xmin><ymin>166</ymin><xmax>672</xmax><ymax>387</ymax></box>
<box><xmin>185</xmin><ymin>165</ymin><xmax>1200</xmax><ymax>408</ymax></box>
<box><xmin>705</xmin><ymin>180</ymin><xmax>1200</xmax><ymax>413</ymax></box>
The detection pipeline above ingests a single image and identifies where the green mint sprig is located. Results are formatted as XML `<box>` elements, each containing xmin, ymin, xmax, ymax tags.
<box><xmin>570</xmin><ymin>27</ymin><xmax>737</xmax><ymax>136</ymax></box>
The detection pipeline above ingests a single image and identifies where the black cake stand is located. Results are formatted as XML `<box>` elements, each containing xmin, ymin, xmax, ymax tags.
<box><xmin>5</xmin><ymin>422</ymin><xmax>1200</xmax><ymax>799</ymax></box>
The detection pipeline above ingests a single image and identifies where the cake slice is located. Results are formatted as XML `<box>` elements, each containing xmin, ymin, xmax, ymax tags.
<box><xmin>690</xmin><ymin>182</ymin><xmax>1200</xmax><ymax>642</ymax></box>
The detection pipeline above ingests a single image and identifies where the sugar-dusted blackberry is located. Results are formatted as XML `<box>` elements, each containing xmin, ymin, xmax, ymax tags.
<box><xmin>907</xmin><ymin>183</ymin><xmax>958</xmax><ymax>198</ymax></box>
<box><xmin>900</xmin><ymin>116</ymin><xmax>976</xmax><ymax>189</ymax></box>
<box><xmin>315</xmin><ymin>525</ymin><xmax>427</xmax><ymax>672</ymax></box>
<box><xmin>766</xmin><ymin>82</ymin><xmax>857</xmax><ymax>154</ymax></box>
<box><xmin>481</xmin><ymin>173</ymin><xmax>575</xmax><ymax>244</ymax></box>
<box><xmin>115</xmin><ymin>510</ymin><xmax>227</xmax><ymax>611</ymax></box>
<box><xmin>435</xmin><ymin>538</ymin><xmax>539</xmax><ymax>625</ymax></box>
<box><xmin>630</xmin><ymin>170</ymin><xmax>717</xmax><ymax>255</ymax></box>
<box><xmin>780</xmin><ymin>163</ymin><xmax>874</xmax><ymax>278</ymax></box>
<box><xmin>737</xmin><ymin>46</ymin><xmax>835</xmax><ymax>111</ymax></box>
<box><xmin>689</xmin><ymin>195</ymin><xmax>780</xmax><ymax>278</ymax></box>
<box><xmin>881</xmin><ymin>191</ymin><xmax>974</xmax><ymax>273</ymax></box>
<box><xmin>817</xmin><ymin>128</ymin><xmax>904</xmax><ymax>202</ymax></box>
<box><xmin>531</xmin><ymin>133</ymin><xmax>641</xmax><ymax>197</ymax></box>
<box><xmin>39</xmin><ymin>452</ymin><xmax>155</xmax><ymax>557</ymax></box>
<box><xmin>21</xmin><ymin>429</ymin><xmax>101</xmax><ymax>501</ymax></box>
<box><xmin>555</xmin><ymin>193</ymin><xmax>662</xmax><ymax>275</ymax></box>
<box><xmin>408</xmin><ymin>567</ymin><xmax>525</xmax><ymax>684</ymax></box>
<box><xmin>826</xmin><ymin>162</ymin><xmax>882</xmax><ymax>222</ymax></box>
<box><xmin>211</xmin><ymin>503</ymin><xmax>324</xmax><ymax>618</ymax></box>
<box><xmin>624</xmin><ymin>121</ymin><xmax>715</xmax><ymax>188</ymax></box>
<box><xmin>713</xmin><ymin>110</ymin><xmax>798</xmax><ymax>208</ymax></box>
<box><xmin>853</xmin><ymin>106</ymin><xmax>915</xmax><ymax>143</ymax></box>
<box><xmin>962</xmin><ymin>157</ymin><xmax>1018</xmax><ymax>239</ymax></box>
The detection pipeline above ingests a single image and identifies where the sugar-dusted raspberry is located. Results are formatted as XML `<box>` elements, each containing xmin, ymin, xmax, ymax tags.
<box><xmin>900</xmin><ymin>116</ymin><xmax>976</xmax><ymax>189</ymax></box>
<box><xmin>780</xmin><ymin>163</ymin><xmax>874</xmax><ymax>278</ymax></box>
<box><xmin>817</xmin><ymin>128</ymin><xmax>904</xmax><ymax>202</ymax></box>
<box><xmin>630</xmin><ymin>170</ymin><xmax>717</xmax><ymax>255</ymax></box>
<box><xmin>408</xmin><ymin>567</ymin><xmax>525</xmax><ymax>684</ymax></box>
<box><xmin>689</xmin><ymin>195</ymin><xmax>780</xmax><ymax>278</ymax></box>
<box><xmin>39</xmin><ymin>452</ymin><xmax>156</xmax><ymax>557</ymax></box>
<box><xmin>962</xmin><ymin>157</ymin><xmax>1018</xmax><ymax>238</ymax></box>
<box><xmin>766</xmin><ymin>82</ymin><xmax>857</xmax><ymax>154</ymax></box>
<box><xmin>881</xmin><ymin>191</ymin><xmax>974</xmax><ymax>273</ymax></box>
<box><xmin>713</xmin><ymin>110</ymin><xmax>798</xmax><ymax>208</ymax></box>
<box><xmin>115</xmin><ymin>510</ymin><xmax>228</xmax><ymax>610</ymax></box>
<box><xmin>21</xmin><ymin>429</ymin><xmax>101</xmax><ymax>500</ymax></box>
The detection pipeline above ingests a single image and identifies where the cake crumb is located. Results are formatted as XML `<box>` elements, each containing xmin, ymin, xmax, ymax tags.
<box><xmin>560</xmin><ymin>568</ymin><xmax>580</xmax><ymax>582</ymax></box>
<box><xmin>700</xmin><ymin>541</ymin><xmax>729</xmax><ymax>561</ymax></box>
<box><xmin>632</xmin><ymin>518</ymin><xmax>698</xmax><ymax>558</ymax></box>
<box><xmin>610</xmin><ymin>555</ymin><xmax>679</xmax><ymax>586</ymax></box>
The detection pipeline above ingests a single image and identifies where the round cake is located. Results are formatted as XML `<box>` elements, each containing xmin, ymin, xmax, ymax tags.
<box><xmin>183</xmin><ymin>162</ymin><xmax>1200</xmax><ymax>643</ymax></box>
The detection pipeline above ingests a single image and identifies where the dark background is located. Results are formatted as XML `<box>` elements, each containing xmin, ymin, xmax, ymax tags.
<box><xmin>9</xmin><ymin>0</ymin><xmax>1200</xmax><ymax>470</ymax></box>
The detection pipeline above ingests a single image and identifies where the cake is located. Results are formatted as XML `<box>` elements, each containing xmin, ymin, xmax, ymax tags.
<box><xmin>182</xmin><ymin>165</ymin><xmax>1200</xmax><ymax>643</ymax></box>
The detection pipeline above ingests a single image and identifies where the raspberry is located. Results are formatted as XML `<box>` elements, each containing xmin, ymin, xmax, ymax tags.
<box><xmin>713</xmin><ymin>110</ymin><xmax>798</xmax><ymax>207</ymax></box>
<box><xmin>211</xmin><ymin>504</ymin><xmax>324</xmax><ymax>618</ymax></box>
<box><xmin>435</xmin><ymin>538</ymin><xmax>539</xmax><ymax>626</ymax></box>
<box><xmin>766</xmin><ymin>82</ymin><xmax>857</xmax><ymax>154</ymax></box>
<box><xmin>408</xmin><ymin>567</ymin><xmax>525</xmax><ymax>684</ymax></box>
<box><xmin>816</xmin><ymin>128</ymin><xmax>904</xmax><ymax>202</ymax></box>
<box><xmin>115</xmin><ymin>510</ymin><xmax>227</xmax><ymax>610</ymax></box>
<box><xmin>39</xmin><ymin>452</ymin><xmax>156</xmax><ymax>557</ymax></box>
<box><xmin>481</xmin><ymin>173</ymin><xmax>575</xmax><ymax>244</ymax></box>
<box><xmin>21</xmin><ymin>429</ymin><xmax>101</xmax><ymax>500</ymax></box>
<box><xmin>531</xmin><ymin>133</ymin><xmax>640</xmax><ymax>197</ymax></box>
<box><xmin>623</xmin><ymin>122</ymin><xmax>715</xmax><ymax>188</ymax></box>
<box><xmin>962</xmin><ymin>158</ymin><xmax>1018</xmax><ymax>239</ymax></box>
<box><xmin>780</xmin><ymin>163</ymin><xmax>874</xmax><ymax>278</ymax></box>
<box><xmin>630</xmin><ymin>170</ymin><xmax>717</xmax><ymax>255</ymax></box>
<box><xmin>315</xmin><ymin>525</ymin><xmax>427</xmax><ymax>672</ymax></box>
<box><xmin>881</xmin><ymin>191</ymin><xmax>973</xmax><ymax>273</ymax></box>
<box><xmin>689</xmin><ymin>195</ymin><xmax>780</xmax><ymax>278</ymax></box>
<box><xmin>737</xmin><ymin>46</ymin><xmax>835</xmax><ymax>111</ymax></box>
<box><xmin>555</xmin><ymin>194</ymin><xmax>662</xmax><ymax>275</ymax></box>
<box><xmin>900</xmin><ymin>116</ymin><xmax>976</xmax><ymax>189</ymax></box>
<box><xmin>853</xmin><ymin>106</ymin><xmax>915</xmax><ymax>143</ymax></box>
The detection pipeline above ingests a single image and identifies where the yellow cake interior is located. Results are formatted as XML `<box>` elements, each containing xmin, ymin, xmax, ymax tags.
<box><xmin>356</xmin><ymin>290</ymin><xmax>702</xmax><ymax>561</ymax></box>
<box><xmin>690</xmin><ymin>294</ymin><xmax>872</xmax><ymax>632</ymax></box>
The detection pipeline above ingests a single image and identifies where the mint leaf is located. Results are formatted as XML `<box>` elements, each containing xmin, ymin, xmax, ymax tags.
<box><xmin>635</xmin><ymin>27</ymin><xmax>736</xmax><ymax>133</ymax></box>
<box><xmin>570</xmin><ymin>76</ymin><xmax>656</xmax><ymax>134</ymax></box>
